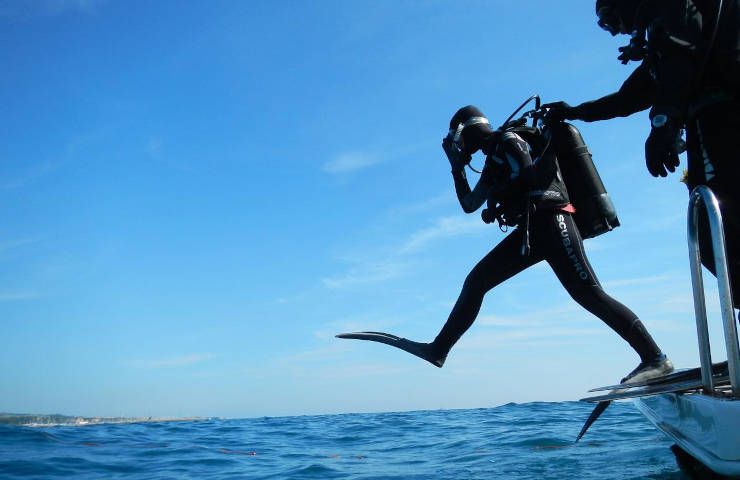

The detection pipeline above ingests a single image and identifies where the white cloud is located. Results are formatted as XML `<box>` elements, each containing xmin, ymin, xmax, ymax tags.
<box><xmin>322</xmin><ymin>151</ymin><xmax>382</xmax><ymax>174</ymax></box>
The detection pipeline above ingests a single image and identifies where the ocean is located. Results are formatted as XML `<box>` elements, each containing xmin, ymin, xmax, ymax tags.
<box><xmin>0</xmin><ymin>401</ymin><xmax>697</xmax><ymax>479</ymax></box>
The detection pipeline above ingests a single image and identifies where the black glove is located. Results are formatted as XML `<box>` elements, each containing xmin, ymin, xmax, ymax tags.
<box><xmin>541</xmin><ymin>101</ymin><xmax>576</xmax><ymax>122</ymax></box>
<box><xmin>617</xmin><ymin>31</ymin><xmax>647</xmax><ymax>64</ymax></box>
<box><xmin>481</xmin><ymin>208</ymin><xmax>497</xmax><ymax>224</ymax></box>
<box><xmin>644</xmin><ymin>115</ymin><xmax>682</xmax><ymax>177</ymax></box>
<box><xmin>442</xmin><ymin>137</ymin><xmax>470</xmax><ymax>172</ymax></box>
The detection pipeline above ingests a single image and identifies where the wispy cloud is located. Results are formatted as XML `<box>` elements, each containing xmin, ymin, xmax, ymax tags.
<box><xmin>602</xmin><ymin>274</ymin><xmax>676</xmax><ymax>289</ymax></box>
<box><xmin>0</xmin><ymin>237</ymin><xmax>42</xmax><ymax>254</ymax></box>
<box><xmin>323</xmin><ymin>208</ymin><xmax>490</xmax><ymax>289</ymax></box>
<box><xmin>147</xmin><ymin>137</ymin><xmax>163</xmax><ymax>157</ymax></box>
<box><xmin>635</xmin><ymin>210</ymin><xmax>685</xmax><ymax>233</ymax></box>
<box><xmin>131</xmin><ymin>353</ymin><xmax>214</xmax><ymax>369</ymax></box>
<box><xmin>146</xmin><ymin>136</ymin><xmax>197</xmax><ymax>172</ymax></box>
<box><xmin>0</xmin><ymin>161</ymin><xmax>58</xmax><ymax>190</ymax></box>
<box><xmin>460</xmin><ymin>326</ymin><xmax>605</xmax><ymax>350</ymax></box>
<box><xmin>0</xmin><ymin>292</ymin><xmax>39</xmax><ymax>302</ymax></box>
<box><xmin>49</xmin><ymin>0</ymin><xmax>104</xmax><ymax>13</ymax></box>
<box><xmin>3</xmin><ymin>127</ymin><xmax>108</xmax><ymax>190</ymax></box>
<box><xmin>0</xmin><ymin>0</ymin><xmax>106</xmax><ymax>18</ymax></box>
<box><xmin>323</xmin><ymin>141</ymin><xmax>427</xmax><ymax>177</ymax></box>
<box><xmin>477</xmin><ymin>304</ymin><xmax>580</xmax><ymax>328</ymax></box>
<box><xmin>400</xmin><ymin>215</ymin><xmax>487</xmax><ymax>254</ymax></box>
<box><xmin>43</xmin><ymin>0</ymin><xmax>105</xmax><ymax>14</ymax></box>
<box><xmin>322</xmin><ymin>151</ymin><xmax>382</xmax><ymax>175</ymax></box>
<box><xmin>322</xmin><ymin>260</ymin><xmax>408</xmax><ymax>289</ymax></box>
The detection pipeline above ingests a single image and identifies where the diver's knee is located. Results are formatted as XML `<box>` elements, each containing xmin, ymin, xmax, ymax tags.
<box><xmin>566</xmin><ymin>283</ymin><xmax>600</xmax><ymax>306</ymax></box>
<box><xmin>461</xmin><ymin>271</ymin><xmax>486</xmax><ymax>297</ymax></box>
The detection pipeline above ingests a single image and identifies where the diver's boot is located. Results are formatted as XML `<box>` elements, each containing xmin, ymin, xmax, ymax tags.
<box><xmin>621</xmin><ymin>353</ymin><xmax>674</xmax><ymax>384</ymax></box>
<box><xmin>397</xmin><ymin>339</ymin><xmax>447</xmax><ymax>368</ymax></box>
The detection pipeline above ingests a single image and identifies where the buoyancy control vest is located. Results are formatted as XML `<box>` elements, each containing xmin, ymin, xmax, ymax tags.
<box><xmin>547</xmin><ymin>122</ymin><xmax>620</xmax><ymax>239</ymax></box>
<box><xmin>482</xmin><ymin>126</ymin><xmax>569</xmax><ymax>227</ymax></box>
<box><xmin>507</xmin><ymin>126</ymin><xmax>570</xmax><ymax>209</ymax></box>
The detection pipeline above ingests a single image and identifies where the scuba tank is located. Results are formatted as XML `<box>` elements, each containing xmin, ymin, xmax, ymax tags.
<box><xmin>549</xmin><ymin>122</ymin><xmax>620</xmax><ymax>239</ymax></box>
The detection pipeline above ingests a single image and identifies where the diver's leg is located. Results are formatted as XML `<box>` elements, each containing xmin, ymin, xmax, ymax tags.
<box><xmin>430</xmin><ymin>227</ymin><xmax>543</xmax><ymax>361</ymax></box>
<box><xmin>542</xmin><ymin>212</ymin><xmax>671</xmax><ymax>381</ymax></box>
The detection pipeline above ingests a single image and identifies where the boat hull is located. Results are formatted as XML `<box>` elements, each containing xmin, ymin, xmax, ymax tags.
<box><xmin>634</xmin><ymin>393</ymin><xmax>740</xmax><ymax>477</ymax></box>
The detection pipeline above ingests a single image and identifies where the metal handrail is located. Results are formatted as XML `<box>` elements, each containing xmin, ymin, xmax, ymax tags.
<box><xmin>687</xmin><ymin>186</ymin><xmax>740</xmax><ymax>396</ymax></box>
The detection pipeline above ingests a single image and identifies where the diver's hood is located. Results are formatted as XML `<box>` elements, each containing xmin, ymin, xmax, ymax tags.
<box><xmin>596</xmin><ymin>0</ymin><xmax>644</xmax><ymax>34</ymax></box>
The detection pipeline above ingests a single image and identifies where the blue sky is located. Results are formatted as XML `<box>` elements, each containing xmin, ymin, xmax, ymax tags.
<box><xmin>0</xmin><ymin>0</ymin><xmax>729</xmax><ymax>418</ymax></box>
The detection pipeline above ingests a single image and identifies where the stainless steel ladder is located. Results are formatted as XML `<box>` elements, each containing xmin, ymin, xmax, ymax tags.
<box><xmin>687</xmin><ymin>185</ymin><xmax>740</xmax><ymax>396</ymax></box>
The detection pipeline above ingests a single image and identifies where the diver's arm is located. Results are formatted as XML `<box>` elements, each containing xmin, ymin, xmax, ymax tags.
<box><xmin>452</xmin><ymin>168</ymin><xmax>488</xmax><ymax>213</ymax></box>
<box><xmin>649</xmin><ymin>53</ymin><xmax>695</xmax><ymax>121</ymax></box>
<box><xmin>570</xmin><ymin>63</ymin><xmax>655</xmax><ymax>121</ymax></box>
<box><xmin>444</xmin><ymin>136</ymin><xmax>486</xmax><ymax>213</ymax></box>
<box><xmin>644</xmin><ymin>0</ymin><xmax>703</xmax><ymax>122</ymax></box>
<box><xmin>641</xmin><ymin>0</ymin><xmax>702</xmax><ymax>177</ymax></box>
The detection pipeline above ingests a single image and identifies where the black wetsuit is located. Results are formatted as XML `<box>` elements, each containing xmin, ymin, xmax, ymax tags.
<box><xmin>566</xmin><ymin>0</ymin><xmax>740</xmax><ymax>304</ymax></box>
<box><xmin>430</xmin><ymin>130</ymin><xmax>662</xmax><ymax>362</ymax></box>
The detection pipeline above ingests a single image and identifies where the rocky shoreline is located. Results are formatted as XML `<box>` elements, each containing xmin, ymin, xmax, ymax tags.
<box><xmin>0</xmin><ymin>413</ymin><xmax>206</xmax><ymax>427</ymax></box>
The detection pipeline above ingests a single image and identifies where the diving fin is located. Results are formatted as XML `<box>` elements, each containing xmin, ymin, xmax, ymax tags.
<box><xmin>336</xmin><ymin>331</ymin><xmax>446</xmax><ymax>368</ymax></box>
<box><xmin>587</xmin><ymin>360</ymin><xmax>729</xmax><ymax>392</ymax></box>
<box><xmin>580</xmin><ymin>375</ymin><xmax>729</xmax><ymax>402</ymax></box>
<box><xmin>575</xmin><ymin>399</ymin><xmax>614</xmax><ymax>443</ymax></box>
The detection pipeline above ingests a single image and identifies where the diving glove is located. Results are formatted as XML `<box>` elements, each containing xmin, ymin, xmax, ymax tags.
<box><xmin>442</xmin><ymin>137</ymin><xmax>470</xmax><ymax>172</ymax></box>
<box><xmin>617</xmin><ymin>31</ymin><xmax>647</xmax><ymax>64</ymax></box>
<box><xmin>645</xmin><ymin>113</ymin><xmax>682</xmax><ymax>177</ymax></box>
<box><xmin>541</xmin><ymin>101</ymin><xmax>577</xmax><ymax>122</ymax></box>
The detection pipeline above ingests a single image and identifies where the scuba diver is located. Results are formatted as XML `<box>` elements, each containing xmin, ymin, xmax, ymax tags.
<box><xmin>544</xmin><ymin>0</ymin><xmax>740</xmax><ymax>307</ymax></box>
<box><xmin>338</xmin><ymin>104</ymin><xmax>673</xmax><ymax>385</ymax></box>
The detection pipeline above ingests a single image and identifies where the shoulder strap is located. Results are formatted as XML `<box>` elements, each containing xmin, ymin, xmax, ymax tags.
<box><xmin>506</xmin><ymin>126</ymin><xmax>548</xmax><ymax>160</ymax></box>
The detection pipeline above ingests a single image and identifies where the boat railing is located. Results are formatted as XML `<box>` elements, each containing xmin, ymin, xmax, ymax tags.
<box><xmin>687</xmin><ymin>185</ymin><xmax>740</xmax><ymax>397</ymax></box>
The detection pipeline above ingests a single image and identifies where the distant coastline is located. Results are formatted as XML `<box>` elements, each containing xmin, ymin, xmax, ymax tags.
<box><xmin>0</xmin><ymin>413</ymin><xmax>206</xmax><ymax>427</ymax></box>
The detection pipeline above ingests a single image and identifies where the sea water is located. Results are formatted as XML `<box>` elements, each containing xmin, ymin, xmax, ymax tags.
<box><xmin>0</xmin><ymin>401</ymin><xmax>693</xmax><ymax>479</ymax></box>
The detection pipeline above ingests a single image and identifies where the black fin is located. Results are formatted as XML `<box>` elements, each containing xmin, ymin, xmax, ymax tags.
<box><xmin>575</xmin><ymin>400</ymin><xmax>612</xmax><ymax>442</ymax></box>
<box><xmin>336</xmin><ymin>331</ymin><xmax>445</xmax><ymax>368</ymax></box>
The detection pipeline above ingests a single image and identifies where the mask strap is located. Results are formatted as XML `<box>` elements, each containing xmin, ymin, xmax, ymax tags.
<box><xmin>449</xmin><ymin>123</ymin><xmax>465</xmax><ymax>144</ymax></box>
<box><xmin>448</xmin><ymin>116</ymin><xmax>490</xmax><ymax>145</ymax></box>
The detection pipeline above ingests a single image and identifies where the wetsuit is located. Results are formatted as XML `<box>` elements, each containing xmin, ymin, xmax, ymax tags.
<box><xmin>430</xmin><ymin>130</ymin><xmax>663</xmax><ymax>362</ymax></box>
<box><xmin>560</xmin><ymin>0</ymin><xmax>740</xmax><ymax>304</ymax></box>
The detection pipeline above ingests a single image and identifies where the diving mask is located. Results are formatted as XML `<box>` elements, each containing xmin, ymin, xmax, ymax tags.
<box><xmin>597</xmin><ymin>6</ymin><xmax>624</xmax><ymax>35</ymax></box>
<box><xmin>445</xmin><ymin>116</ymin><xmax>491</xmax><ymax>155</ymax></box>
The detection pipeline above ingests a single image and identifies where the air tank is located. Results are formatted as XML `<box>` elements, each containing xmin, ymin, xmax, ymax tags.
<box><xmin>551</xmin><ymin>122</ymin><xmax>620</xmax><ymax>239</ymax></box>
